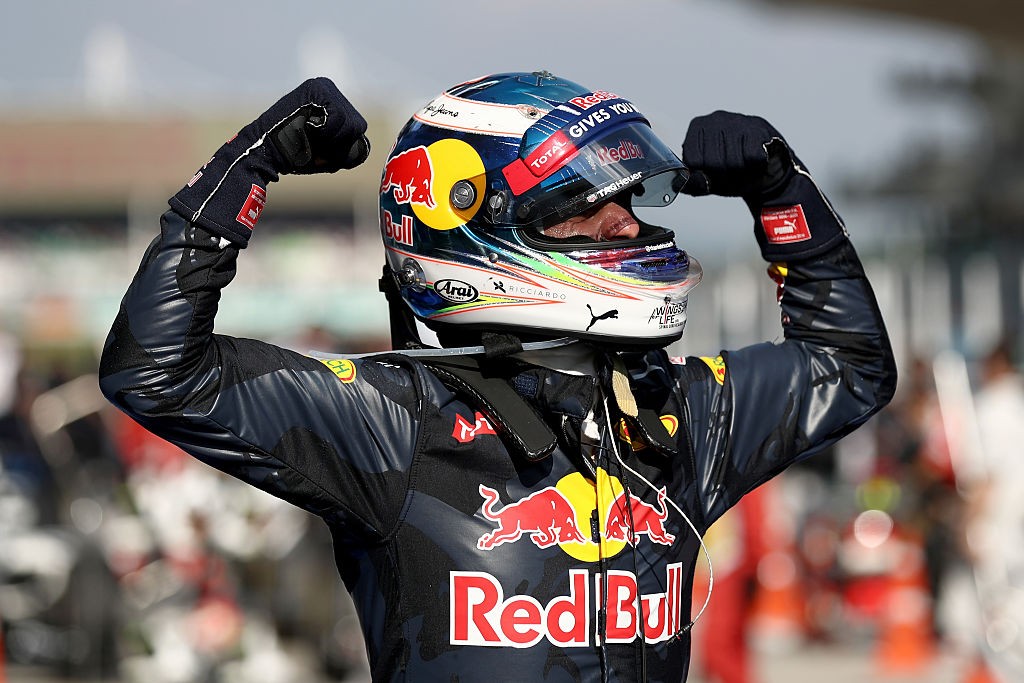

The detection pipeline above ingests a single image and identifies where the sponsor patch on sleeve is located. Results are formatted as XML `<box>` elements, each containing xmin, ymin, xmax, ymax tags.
<box><xmin>699</xmin><ymin>356</ymin><xmax>727</xmax><ymax>385</ymax></box>
<box><xmin>760</xmin><ymin>204</ymin><xmax>811</xmax><ymax>244</ymax></box>
<box><xmin>236</xmin><ymin>184</ymin><xmax>267</xmax><ymax>230</ymax></box>
<box><xmin>319</xmin><ymin>358</ymin><xmax>357</xmax><ymax>383</ymax></box>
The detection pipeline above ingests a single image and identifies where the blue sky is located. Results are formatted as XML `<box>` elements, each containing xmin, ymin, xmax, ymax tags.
<box><xmin>1</xmin><ymin>0</ymin><xmax>982</xmax><ymax>257</ymax></box>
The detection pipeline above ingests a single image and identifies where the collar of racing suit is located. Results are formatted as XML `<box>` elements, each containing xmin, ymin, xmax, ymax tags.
<box><xmin>512</xmin><ymin>340</ymin><xmax>599</xmax><ymax>376</ymax></box>
<box><xmin>420</xmin><ymin>344</ymin><xmax>678</xmax><ymax>466</ymax></box>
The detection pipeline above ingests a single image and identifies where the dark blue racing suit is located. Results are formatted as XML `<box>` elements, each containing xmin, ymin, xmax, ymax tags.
<box><xmin>99</xmin><ymin>210</ymin><xmax>895</xmax><ymax>682</ymax></box>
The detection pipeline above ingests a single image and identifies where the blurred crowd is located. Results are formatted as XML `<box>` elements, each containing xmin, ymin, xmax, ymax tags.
<box><xmin>0</xmin><ymin>327</ymin><xmax>386</xmax><ymax>683</ymax></box>
<box><xmin>690</xmin><ymin>336</ymin><xmax>1024</xmax><ymax>683</ymax></box>
<box><xmin>1</xmin><ymin>326</ymin><xmax>1022</xmax><ymax>683</ymax></box>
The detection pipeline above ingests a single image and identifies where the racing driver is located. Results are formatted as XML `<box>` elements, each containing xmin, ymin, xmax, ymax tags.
<box><xmin>99</xmin><ymin>72</ymin><xmax>896</xmax><ymax>682</ymax></box>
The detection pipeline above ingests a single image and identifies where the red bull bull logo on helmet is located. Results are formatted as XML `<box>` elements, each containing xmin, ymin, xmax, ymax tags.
<box><xmin>382</xmin><ymin>210</ymin><xmax>414</xmax><ymax>247</ymax></box>
<box><xmin>476</xmin><ymin>470</ymin><xmax>675</xmax><ymax>562</ymax></box>
<box><xmin>380</xmin><ymin>145</ymin><xmax>436</xmax><ymax>209</ymax></box>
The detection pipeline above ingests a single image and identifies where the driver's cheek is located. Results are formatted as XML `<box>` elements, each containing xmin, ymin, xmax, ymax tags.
<box><xmin>543</xmin><ymin>202</ymin><xmax>638</xmax><ymax>240</ymax></box>
<box><xmin>542</xmin><ymin>215</ymin><xmax>591</xmax><ymax>240</ymax></box>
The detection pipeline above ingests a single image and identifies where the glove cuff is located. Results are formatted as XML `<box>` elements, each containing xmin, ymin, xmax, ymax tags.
<box><xmin>168</xmin><ymin>136</ymin><xmax>280</xmax><ymax>248</ymax></box>
<box><xmin>743</xmin><ymin>166</ymin><xmax>848</xmax><ymax>263</ymax></box>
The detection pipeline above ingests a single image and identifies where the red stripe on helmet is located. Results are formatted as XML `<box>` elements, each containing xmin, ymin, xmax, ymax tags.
<box><xmin>502</xmin><ymin>131</ymin><xmax>579</xmax><ymax>196</ymax></box>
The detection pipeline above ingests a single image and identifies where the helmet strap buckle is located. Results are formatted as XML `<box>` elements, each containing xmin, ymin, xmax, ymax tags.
<box><xmin>481</xmin><ymin>332</ymin><xmax>524</xmax><ymax>360</ymax></box>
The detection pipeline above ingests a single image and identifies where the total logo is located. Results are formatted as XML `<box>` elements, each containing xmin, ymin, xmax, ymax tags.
<box><xmin>476</xmin><ymin>469</ymin><xmax>675</xmax><ymax>562</ymax></box>
<box><xmin>526</xmin><ymin>131</ymin><xmax>574</xmax><ymax>174</ymax></box>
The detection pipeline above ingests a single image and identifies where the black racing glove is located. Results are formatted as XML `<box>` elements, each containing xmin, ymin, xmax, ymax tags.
<box><xmin>680</xmin><ymin>110</ymin><xmax>847</xmax><ymax>262</ymax></box>
<box><xmin>169</xmin><ymin>77</ymin><xmax>369</xmax><ymax>247</ymax></box>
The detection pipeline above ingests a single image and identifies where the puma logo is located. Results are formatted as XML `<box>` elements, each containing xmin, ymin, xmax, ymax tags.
<box><xmin>586</xmin><ymin>304</ymin><xmax>619</xmax><ymax>331</ymax></box>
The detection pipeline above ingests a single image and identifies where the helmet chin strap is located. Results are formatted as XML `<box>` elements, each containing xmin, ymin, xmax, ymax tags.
<box><xmin>480</xmin><ymin>332</ymin><xmax>524</xmax><ymax>359</ymax></box>
<box><xmin>312</xmin><ymin>336</ymin><xmax>579</xmax><ymax>361</ymax></box>
<box><xmin>379</xmin><ymin>264</ymin><xmax>427</xmax><ymax>351</ymax></box>
<box><xmin>314</xmin><ymin>275</ymin><xmax>580</xmax><ymax>361</ymax></box>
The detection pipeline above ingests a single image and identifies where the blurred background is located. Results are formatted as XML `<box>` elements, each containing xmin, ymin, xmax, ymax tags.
<box><xmin>1</xmin><ymin>1</ymin><xmax>1022</xmax><ymax>682</ymax></box>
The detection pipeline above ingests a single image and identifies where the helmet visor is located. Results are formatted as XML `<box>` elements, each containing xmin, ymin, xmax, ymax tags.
<box><xmin>496</xmin><ymin>118</ymin><xmax>687</xmax><ymax>227</ymax></box>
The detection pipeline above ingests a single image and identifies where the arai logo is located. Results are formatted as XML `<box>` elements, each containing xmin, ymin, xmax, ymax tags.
<box><xmin>434</xmin><ymin>279</ymin><xmax>479</xmax><ymax>303</ymax></box>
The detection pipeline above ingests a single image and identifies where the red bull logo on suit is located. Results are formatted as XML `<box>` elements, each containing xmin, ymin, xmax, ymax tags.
<box><xmin>475</xmin><ymin>470</ymin><xmax>675</xmax><ymax>561</ymax></box>
<box><xmin>458</xmin><ymin>471</ymin><xmax>684</xmax><ymax>648</ymax></box>
<box><xmin>450</xmin><ymin>563</ymin><xmax>684</xmax><ymax>647</ymax></box>
<box><xmin>477</xmin><ymin>484</ymin><xmax>588</xmax><ymax>550</ymax></box>
<box><xmin>604</xmin><ymin>487</ymin><xmax>676</xmax><ymax>546</ymax></box>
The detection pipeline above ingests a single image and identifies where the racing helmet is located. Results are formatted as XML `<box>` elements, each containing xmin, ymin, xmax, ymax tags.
<box><xmin>378</xmin><ymin>70</ymin><xmax>702</xmax><ymax>349</ymax></box>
